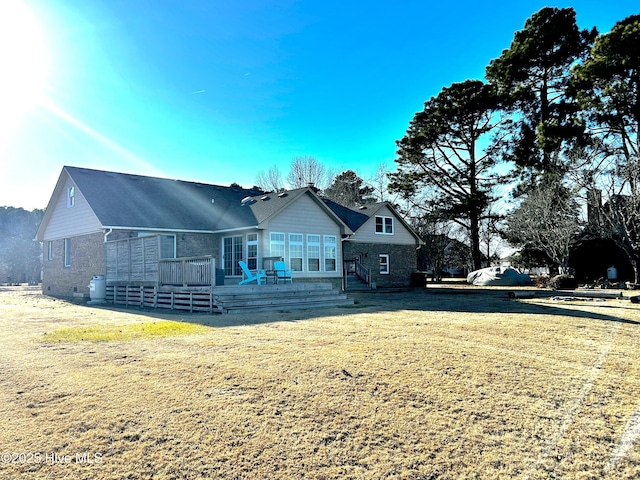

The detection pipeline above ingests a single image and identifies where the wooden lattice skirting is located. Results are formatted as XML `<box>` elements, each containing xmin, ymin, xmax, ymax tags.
<box><xmin>105</xmin><ymin>285</ymin><xmax>222</xmax><ymax>313</ymax></box>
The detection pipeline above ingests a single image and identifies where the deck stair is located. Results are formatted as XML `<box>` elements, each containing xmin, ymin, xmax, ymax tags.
<box><xmin>345</xmin><ymin>274</ymin><xmax>371</xmax><ymax>292</ymax></box>
<box><xmin>214</xmin><ymin>282</ymin><xmax>354</xmax><ymax>314</ymax></box>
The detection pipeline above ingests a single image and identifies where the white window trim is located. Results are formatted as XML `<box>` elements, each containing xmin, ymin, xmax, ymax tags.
<box><xmin>323</xmin><ymin>235</ymin><xmax>337</xmax><ymax>272</ymax></box>
<box><xmin>375</xmin><ymin>215</ymin><xmax>394</xmax><ymax>235</ymax></box>
<box><xmin>67</xmin><ymin>186</ymin><xmax>75</xmax><ymax>208</ymax></box>
<box><xmin>246</xmin><ymin>233</ymin><xmax>259</xmax><ymax>270</ymax></box>
<box><xmin>223</xmin><ymin>235</ymin><xmax>244</xmax><ymax>276</ymax></box>
<box><xmin>307</xmin><ymin>234</ymin><xmax>321</xmax><ymax>272</ymax></box>
<box><xmin>270</xmin><ymin>232</ymin><xmax>285</xmax><ymax>259</ymax></box>
<box><xmin>159</xmin><ymin>234</ymin><xmax>177</xmax><ymax>259</ymax></box>
<box><xmin>47</xmin><ymin>241</ymin><xmax>53</xmax><ymax>261</ymax></box>
<box><xmin>380</xmin><ymin>254</ymin><xmax>390</xmax><ymax>275</ymax></box>
<box><xmin>63</xmin><ymin>238</ymin><xmax>71</xmax><ymax>267</ymax></box>
<box><xmin>289</xmin><ymin>233</ymin><xmax>304</xmax><ymax>272</ymax></box>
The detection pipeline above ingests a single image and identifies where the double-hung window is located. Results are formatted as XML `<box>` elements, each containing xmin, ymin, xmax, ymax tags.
<box><xmin>160</xmin><ymin>235</ymin><xmax>176</xmax><ymax>259</ymax></box>
<box><xmin>270</xmin><ymin>233</ymin><xmax>285</xmax><ymax>260</ymax></box>
<box><xmin>63</xmin><ymin>238</ymin><xmax>71</xmax><ymax>267</ymax></box>
<box><xmin>324</xmin><ymin>235</ymin><xmax>337</xmax><ymax>272</ymax></box>
<box><xmin>375</xmin><ymin>216</ymin><xmax>394</xmax><ymax>234</ymax></box>
<box><xmin>246</xmin><ymin>233</ymin><xmax>258</xmax><ymax>270</ymax></box>
<box><xmin>380</xmin><ymin>254</ymin><xmax>390</xmax><ymax>274</ymax></box>
<box><xmin>289</xmin><ymin>234</ymin><xmax>303</xmax><ymax>271</ymax></box>
<box><xmin>307</xmin><ymin>235</ymin><xmax>320</xmax><ymax>272</ymax></box>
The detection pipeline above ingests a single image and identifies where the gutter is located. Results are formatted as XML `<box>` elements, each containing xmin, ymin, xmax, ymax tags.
<box><xmin>101</xmin><ymin>225</ymin><xmax>260</xmax><ymax>235</ymax></box>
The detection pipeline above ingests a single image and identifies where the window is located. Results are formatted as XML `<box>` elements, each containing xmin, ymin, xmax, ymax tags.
<box><xmin>380</xmin><ymin>254</ymin><xmax>390</xmax><ymax>274</ymax></box>
<box><xmin>223</xmin><ymin>236</ymin><xmax>243</xmax><ymax>276</ymax></box>
<box><xmin>63</xmin><ymin>238</ymin><xmax>71</xmax><ymax>267</ymax></box>
<box><xmin>47</xmin><ymin>241</ymin><xmax>53</xmax><ymax>261</ymax></box>
<box><xmin>375</xmin><ymin>216</ymin><xmax>394</xmax><ymax>234</ymax></box>
<box><xmin>324</xmin><ymin>235</ymin><xmax>337</xmax><ymax>272</ymax></box>
<box><xmin>289</xmin><ymin>234</ymin><xmax>303</xmax><ymax>271</ymax></box>
<box><xmin>159</xmin><ymin>235</ymin><xmax>176</xmax><ymax>259</ymax></box>
<box><xmin>246</xmin><ymin>233</ymin><xmax>258</xmax><ymax>270</ymax></box>
<box><xmin>307</xmin><ymin>235</ymin><xmax>320</xmax><ymax>272</ymax></box>
<box><xmin>270</xmin><ymin>232</ymin><xmax>285</xmax><ymax>259</ymax></box>
<box><xmin>67</xmin><ymin>186</ymin><xmax>75</xmax><ymax>208</ymax></box>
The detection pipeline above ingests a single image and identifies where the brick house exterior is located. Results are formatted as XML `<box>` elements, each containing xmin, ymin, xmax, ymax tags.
<box><xmin>323</xmin><ymin>200</ymin><xmax>422</xmax><ymax>289</ymax></box>
<box><xmin>37</xmin><ymin>167</ymin><xmax>422</xmax><ymax>297</ymax></box>
<box><xmin>42</xmin><ymin>232</ymin><xmax>105</xmax><ymax>297</ymax></box>
<box><xmin>343</xmin><ymin>242</ymin><xmax>418</xmax><ymax>288</ymax></box>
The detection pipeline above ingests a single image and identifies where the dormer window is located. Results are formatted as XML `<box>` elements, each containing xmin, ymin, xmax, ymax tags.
<box><xmin>375</xmin><ymin>216</ymin><xmax>393</xmax><ymax>235</ymax></box>
<box><xmin>67</xmin><ymin>186</ymin><xmax>75</xmax><ymax>208</ymax></box>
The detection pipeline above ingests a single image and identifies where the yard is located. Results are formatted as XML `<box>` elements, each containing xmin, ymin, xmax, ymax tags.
<box><xmin>1</xmin><ymin>286</ymin><xmax>640</xmax><ymax>479</ymax></box>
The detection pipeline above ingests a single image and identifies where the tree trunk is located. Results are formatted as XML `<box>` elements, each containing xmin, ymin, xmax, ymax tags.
<box><xmin>616</xmin><ymin>241</ymin><xmax>640</xmax><ymax>284</ymax></box>
<box><xmin>631</xmin><ymin>256</ymin><xmax>640</xmax><ymax>285</ymax></box>
<box><xmin>470</xmin><ymin>213</ymin><xmax>482</xmax><ymax>271</ymax></box>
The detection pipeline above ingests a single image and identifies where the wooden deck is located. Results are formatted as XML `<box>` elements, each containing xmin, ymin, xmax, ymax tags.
<box><xmin>105</xmin><ymin>282</ymin><xmax>353</xmax><ymax>314</ymax></box>
<box><xmin>104</xmin><ymin>242</ymin><xmax>352</xmax><ymax>313</ymax></box>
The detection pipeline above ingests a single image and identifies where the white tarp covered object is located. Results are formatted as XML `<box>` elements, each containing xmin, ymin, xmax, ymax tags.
<box><xmin>467</xmin><ymin>266</ymin><xmax>532</xmax><ymax>286</ymax></box>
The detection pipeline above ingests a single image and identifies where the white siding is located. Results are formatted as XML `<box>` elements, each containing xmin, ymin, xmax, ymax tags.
<box><xmin>351</xmin><ymin>205</ymin><xmax>417</xmax><ymax>245</ymax></box>
<box><xmin>261</xmin><ymin>193</ymin><xmax>342</xmax><ymax>278</ymax></box>
<box><xmin>42</xmin><ymin>176</ymin><xmax>102</xmax><ymax>240</ymax></box>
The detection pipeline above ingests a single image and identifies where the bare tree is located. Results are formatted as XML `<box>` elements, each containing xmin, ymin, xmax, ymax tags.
<box><xmin>286</xmin><ymin>156</ymin><xmax>330</xmax><ymax>190</ymax></box>
<box><xmin>255</xmin><ymin>166</ymin><xmax>284</xmax><ymax>192</ymax></box>
<box><xmin>415</xmin><ymin>216</ymin><xmax>460</xmax><ymax>282</ymax></box>
<box><xmin>585</xmin><ymin>159</ymin><xmax>640</xmax><ymax>282</ymax></box>
<box><xmin>479</xmin><ymin>202</ymin><xmax>505</xmax><ymax>266</ymax></box>
<box><xmin>505</xmin><ymin>181</ymin><xmax>582</xmax><ymax>274</ymax></box>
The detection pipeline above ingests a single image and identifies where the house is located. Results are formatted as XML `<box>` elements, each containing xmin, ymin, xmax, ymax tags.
<box><xmin>323</xmin><ymin>199</ymin><xmax>423</xmax><ymax>288</ymax></box>
<box><xmin>35</xmin><ymin>166</ymin><xmax>422</xmax><ymax>299</ymax></box>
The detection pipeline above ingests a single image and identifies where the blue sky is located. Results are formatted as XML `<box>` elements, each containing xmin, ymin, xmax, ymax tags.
<box><xmin>1</xmin><ymin>0</ymin><xmax>637</xmax><ymax>210</ymax></box>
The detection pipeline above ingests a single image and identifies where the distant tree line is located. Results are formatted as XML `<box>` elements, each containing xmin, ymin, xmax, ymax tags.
<box><xmin>0</xmin><ymin>207</ymin><xmax>43</xmax><ymax>284</ymax></box>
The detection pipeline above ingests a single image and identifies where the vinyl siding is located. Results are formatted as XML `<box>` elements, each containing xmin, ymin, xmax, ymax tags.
<box><xmin>42</xmin><ymin>175</ymin><xmax>102</xmax><ymax>240</ymax></box>
<box><xmin>261</xmin><ymin>193</ymin><xmax>342</xmax><ymax>278</ymax></box>
<box><xmin>350</xmin><ymin>205</ymin><xmax>417</xmax><ymax>245</ymax></box>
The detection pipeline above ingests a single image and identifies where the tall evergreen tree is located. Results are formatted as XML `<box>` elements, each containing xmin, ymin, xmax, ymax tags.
<box><xmin>323</xmin><ymin>170</ymin><xmax>375</xmax><ymax>207</ymax></box>
<box><xmin>573</xmin><ymin>15</ymin><xmax>640</xmax><ymax>281</ymax></box>
<box><xmin>390</xmin><ymin>80</ymin><xmax>507</xmax><ymax>270</ymax></box>
<box><xmin>486</xmin><ymin>7</ymin><xmax>596</xmax><ymax>186</ymax></box>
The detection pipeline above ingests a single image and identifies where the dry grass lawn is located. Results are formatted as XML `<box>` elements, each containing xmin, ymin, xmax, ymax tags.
<box><xmin>1</xmin><ymin>285</ymin><xmax>640</xmax><ymax>479</ymax></box>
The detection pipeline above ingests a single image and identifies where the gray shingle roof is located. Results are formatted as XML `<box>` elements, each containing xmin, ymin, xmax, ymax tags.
<box><xmin>66</xmin><ymin>166</ymin><xmax>264</xmax><ymax>231</ymax></box>
<box><xmin>322</xmin><ymin>198</ymin><xmax>372</xmax><ymax>231</ymax></box>
<box><xmin>61</xmin><ymin>167</ymin><xmax>352</xmax><ymax>235</ymax></box>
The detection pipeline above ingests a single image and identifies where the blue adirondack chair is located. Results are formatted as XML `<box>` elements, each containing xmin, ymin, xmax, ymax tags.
<box><xmin>273</xmin><ymin>261</ymin><xmax>293</xmax><ymax>283</ymax></box>
<box><xmin>238</xmin><ymin>261</ymin><xmax>266</xmax><ymax>285</ymax></box>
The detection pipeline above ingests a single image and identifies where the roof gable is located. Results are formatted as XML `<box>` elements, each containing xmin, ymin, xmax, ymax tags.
<box><xmin>245</xmin><ymin>188</ymin><xmax>352</xmax><ymax>234</ymax></box>
<box><xmin>324</xmin><ymin>200</ymin><xmax>423</xmax><ymax>244</ymax></box>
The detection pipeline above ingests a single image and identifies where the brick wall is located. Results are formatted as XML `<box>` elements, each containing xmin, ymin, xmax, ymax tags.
<box><xmin>177</xmin><ymin>233</ymin><xmax>220</xmax><ymax>260</ymax></box>
<box><xmin>42</xmin><ymin>232</ymin><xmax>105</xmax><ymax>298</ymax></box>
<box><xmin>344</xmin><ymin>242</ymin><xmax>418</xmax><ymax>288</ymax></box>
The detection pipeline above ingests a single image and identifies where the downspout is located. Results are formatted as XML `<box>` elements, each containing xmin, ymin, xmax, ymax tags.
<box><xmin>341</xmin><ymin>236</ymin><xmax>349</xmax><ymax>292</ymax></box>
<box><xmin>103</xmin><ymin>229</ymin><xmax>112</xmax><ymax>281</ymax></box>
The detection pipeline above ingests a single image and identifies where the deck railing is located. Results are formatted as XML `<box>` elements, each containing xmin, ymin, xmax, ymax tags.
<box><xmin>354</xmin><ymin>260</ymin><xmax>371</xmax><ymax>288</ymax></box>
<box><xmin>158</xmin><ymin>256</ymin><xmax>216</xmax><ymax>287</ymax></box>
